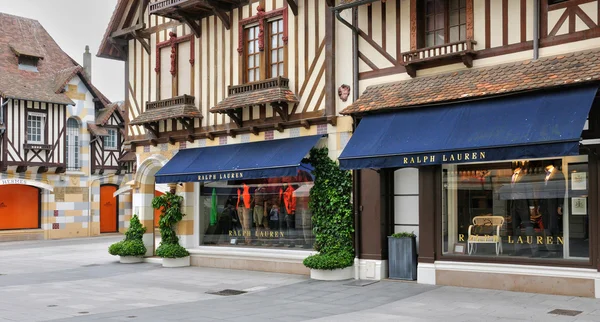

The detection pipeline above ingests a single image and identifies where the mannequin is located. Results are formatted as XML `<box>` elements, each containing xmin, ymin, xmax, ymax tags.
<box><xmin>241</xmin><ymin>183</ymin><xmax>253</xmax><ymax>244</ymax></box>
<box><xmin>538</xmin><ymin>161</ymin><xmax>565</xmax><ymax>257</ymax></box>
<box><xmin>283</xmin><ymin>183</ymin><xmax>297</xmax><ymax>248</ymax></box>
<box><xmin>253</xmin><ymin>184</ymin><xmax>267</xmax><ymax>244</ymax></box>
<box><xmin>509</xmin><ymin>164</ymin><xmax>538</xmax><ymax>256</ymax></box>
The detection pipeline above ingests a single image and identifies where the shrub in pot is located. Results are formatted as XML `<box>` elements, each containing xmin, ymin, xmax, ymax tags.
<box><xmin>108</xmin><ymin>214</ymin><xmax>147</xmax><ymax>263</ymax></box>
<box><xmin>302</xmin><ymin>148</ymin><xmax>355</xmax><ymax>280</ymax></box>
<box><xmin>152</xmin><ymin>190</ymin><xmax>190</xmax><ymax>267</ymax></box>
<box><xmin>388</xmin><ymin>232</ymin><xmax>417</xmax><ymax>280</ymax></box>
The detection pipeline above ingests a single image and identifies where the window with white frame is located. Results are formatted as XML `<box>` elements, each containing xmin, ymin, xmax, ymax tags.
<box><xmin>27</xmin><ymin>113</ymin><xmax>45</xmax><ymax>144</ymax></box>
<box><xmin>104</xmin><ymin>128</ymin><xmax>118</xmax><ymax>150</ymax></box>
<box><xmin>66</xmin><ymin>118</ymin><xmax>80</xmax><ymax>171</ymax></box>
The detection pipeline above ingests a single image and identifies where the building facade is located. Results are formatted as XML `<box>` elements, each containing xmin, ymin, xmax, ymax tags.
<box><xmin>0</xmin><ymin>13</ymin><xmax>132</xmax><ymax>241</ymax></box>
<box><xmin>335</xmin><ymin>0</ymin><xmax>600</xmax><ymax>298</ymax></box>
<box><xmin>98</xmin><ymin>0</ymin><xmax>348</xmax><ymax>274</ymax></box>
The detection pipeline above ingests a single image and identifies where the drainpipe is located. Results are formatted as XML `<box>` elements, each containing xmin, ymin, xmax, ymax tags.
<box><xmin>334</xmin><ymin>8</ymin><xmax>359</xmax><ymax>102</ymax></box>
<box><xmin>533</xmin><ymin>0</ymin><xmax>540</xmax><ymax>60</ymax></box>
<box><xmin>88</xmin><ymin>173</ymin><xmax>115</xmax><ymax>237</ymax></box>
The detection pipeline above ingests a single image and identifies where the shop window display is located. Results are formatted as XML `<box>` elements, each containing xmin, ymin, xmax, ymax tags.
<box><xmin>200</xmin><ymin>169</ymin><xmax>314</xmax><ymax>249</ymax></box>
<box><xmin>442</xmin><ymin>155</ymin><xmax>590</xmax><ymax>260</ymax></box>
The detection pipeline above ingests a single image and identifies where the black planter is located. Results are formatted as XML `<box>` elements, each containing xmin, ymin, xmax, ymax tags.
<box><xmin>388</xmin><ymin>236</ymin><xmax>417</xmax><ymax>280</ymax></box>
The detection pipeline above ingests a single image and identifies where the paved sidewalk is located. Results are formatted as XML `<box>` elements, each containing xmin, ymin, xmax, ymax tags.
<box><xmin>1</xmin><ymin>236</ymin><xmax>599</xmax><ymax>321</ymax></box>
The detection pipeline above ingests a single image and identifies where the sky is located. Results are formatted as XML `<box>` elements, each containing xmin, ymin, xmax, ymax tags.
<box><xmin>0</xmin><ymin>0</ymin><xmax>124</xmax><ymax>102</ymax></box>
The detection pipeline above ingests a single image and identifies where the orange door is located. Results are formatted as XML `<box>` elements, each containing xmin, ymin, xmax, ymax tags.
<box><xmin>100</xmin><ymin>185</ymin><xmax>118</xmax><ymax>233</ymax></box>
<box><xmin>0</xmin><ymin>185</ymin><xmax>39</xmax><ymax>230</ymax></box>
<box><xmin>154</xmin><ymin>190</ymin><xmax>164</xmax><ymax>228</ymax></box>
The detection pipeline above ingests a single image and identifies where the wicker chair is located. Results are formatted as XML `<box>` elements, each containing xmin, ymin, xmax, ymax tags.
<box><xmin>467</xmin><ymin>215</ymin><xmax>504</xmax><ymax>255</ymax></box>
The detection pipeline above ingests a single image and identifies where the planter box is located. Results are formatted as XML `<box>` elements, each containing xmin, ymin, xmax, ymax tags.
<box><xmin>119</xmin><ymin>256</ymin><xmax>143</xmax><ymax>264</ymax></box>
<box><xmin>162</xmin><ymin>256</ymin><xmax>190</xmax><ymax>268</ymax></box>
<box><xmin>310</xmin><ymin>266</ymin><xmax>353</xmax><ymax>281</ymax></box>
<box><xmin>388</xmin><ymin>236</ymin><xmax>417</xmax><ymax>280</ymax></box>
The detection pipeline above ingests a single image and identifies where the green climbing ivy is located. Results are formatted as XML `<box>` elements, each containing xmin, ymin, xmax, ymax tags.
<box><xmin>302</xmin><ymin>148</ymin><xmax>354</xmax><ymax>270</ymax></box>
<box><xmin>152</xmin><ymin>191</ymin><xmax>189</xmax><ymax>258</ymax></box>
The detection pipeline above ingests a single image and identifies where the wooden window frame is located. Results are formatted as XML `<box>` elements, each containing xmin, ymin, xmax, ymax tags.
<box><xmin>26</xmin><ymin>112</ymin><xmax>46</xmax><ymax>145</ymax></box>
<box><xmin>238</xmin><ymin>6</ymin><xmax>289</xmax><ymax>84</ymax></box>
<box><xmin>104</xmin><ymin>128</ymin><xmax>118</xmax><ymax>150</ymax></box>
<box><xmin>267</xmin><ymin>18</ymin><xmax>287</xmax><ymax>79</ymax></box>
<box><xmin>421</xmin><ymin>0</ymin><xmax>467</xmax><ymax>48</ymax></box>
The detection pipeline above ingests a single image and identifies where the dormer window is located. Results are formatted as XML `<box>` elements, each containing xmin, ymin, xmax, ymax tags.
<box><xmin>18</xmin><ymin>55</ymin><xmax>39</xmax><ymax>72</ymax></box>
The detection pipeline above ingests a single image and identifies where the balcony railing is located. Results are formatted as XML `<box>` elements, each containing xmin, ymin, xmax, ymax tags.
<box><xmin>146</xmin><ymin>95</ymin><xmax>195</xmax><ymax>110</ymax></box>
<box><xmin>402</xmin><ymin>39</ymin><xmax>476</xmax><ymax>64</ymax></box>
<box><xmin>228</xmin><ymin>77</ymin><xmax>291</xmax><ymax>96</ymax></box>
<box><xmin>149</xmin><ymin>0</ymin><xmax>188</xmax><ymax>13</ymax></box>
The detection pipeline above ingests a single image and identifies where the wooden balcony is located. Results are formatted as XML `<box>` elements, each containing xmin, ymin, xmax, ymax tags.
<box><xmin>401</xmin><ymin>40</ymin><xmax>477</xmax><ymax>77</ymax></box>
<box><xmin>146</xmin><ymin>95</ymin><xmax>195</xmax><ymax>110</ymax></box>
<box><xmin>228</xmin><ymin>77</ymin><xmax>291</xmax><ymax>96</ymax></box>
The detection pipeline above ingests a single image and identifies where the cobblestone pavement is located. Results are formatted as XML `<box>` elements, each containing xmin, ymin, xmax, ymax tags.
<box><xmin>1</xmin><ymin>236</ymin><xmax>599</xmax><ymax>322</ymax></box>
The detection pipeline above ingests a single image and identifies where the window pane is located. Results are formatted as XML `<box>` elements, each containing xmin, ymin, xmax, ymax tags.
<box><xmin>460</xmin><ymin>10</ymin><xmax>466</xmax><ymax>24</ymax></box>
<box><xmin>460</xmin><ymin>0</ymin><xmax>466</xmax><ymax>7</ymax></box>
<box><xmin>435</xmin><ymin>0</ymin><xmax>444</xmax><ymax>12</ymax></box>
<box><xmin>450</xmin><ymin>0</ymin><xmax>459</xmax><ymax>9</ymax></box>
<box><xmin>249</xmin><ymin>56</ymin><xmax>254</xmax><ymax>68</ymax></box>
<box><xmin>460</xmin><ymin>25</ymin><xmax>466</xmax><ymax>40</ymax></box>
<box><xmin>435</xmin><ymin>13</ymin><xmax>444</xmax><ymax>29</ymax></box>
<box><xmin>450</xmin><ymin>10</ymin><xmax>459</xmax><ymax>26</ymax></box>
<box><xmin>278</xmin><ymin>48</ymin><xmax>284</xmax><ymax>61</ymax></box>
<box><xmin>435</xmin><ymin>30</ymin><xmax>444</xmax><ymax>45</ymax></box>
<box><xmin>450</xmin><ymin>26</ymin><xmax>459</xmax><ymax>43</ymax></box>
<box><xmin>249</xmin><ymin>69</ymin><xmax>255</xmax><ymax>82</ymax></box>
<box><xmin>249</xmin><ymin>27</ymin><xmax>254</xmax><ymax>39</ymax></box>
<box><xmin>272</xmin><ymin>22</ymin><xmax>277</xmax><ymax>33</ymax></box>
<box><xmin>426</xmin><ymin>16</ymin><xmax>435</xmax><ymax>31</ymax></box>
<box><xmin>255</xmin><ymin>55</ymin><xmax>260</xmax><ymax>67</ymax></box>
<box><xmin>272</xmin><ymin>35</ymin><xmax>278</xmax><ymax>48</ymax></box>
<box><xmin>271</xmin><ymin>50</ymin><xmax>277</xmax><ymax>63</ymax></box>
<box><xmin>279</xmin><ymin>19</ymin><xmax>283</xmax><ymax>30</ymax></box>
<box><xmin>249</xmin><ymin>42</ymin><xmax>254</xmax><ymax>54</ymax></box>
<box><xmin>278</xmin><ymin>33</ymin><xmax>283</xmax><ymax>46</ymax></box>
<box><xmin>279</xmin><ymin>63</ymin><xmax>284</xmax><ymax>76</ymax></box>
<box><xmin>272</xmin><ymin>65</ymin><xmax>278</xmax><ymax>77</ymax></box>
<box><xmin>426</xmin><ymin>33</ymin><xmax>435</xmax><ymax>47</ymax></box>
<box><xmin>426</xmin><ymin>0</ymin><xmax>434</xmax><ymax>14</ymax></box>
<box><xmin>255</xmin><ymin>41</ymin><xmax>260</xmax><ymax>52</ymax></box>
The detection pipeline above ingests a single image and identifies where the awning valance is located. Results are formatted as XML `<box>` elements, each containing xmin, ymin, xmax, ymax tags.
<box><xmin>155</xmin><ymin>135</ymin><xmax>322</xmax><ymax>183</ymax></box>
<box><xmin>339</xmin><ymin>86</ymin><xmax>598</xmax><ymax>170</ymax></box>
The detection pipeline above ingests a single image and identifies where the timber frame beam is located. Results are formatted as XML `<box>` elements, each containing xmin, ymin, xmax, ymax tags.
<box><xmin>180</xmin><ymin>14</ymin><xmax>202</xmax><ymax>38</ymax></box>
<box><xmin>271</xmin><ymin>102</ymin><xmax>289</xmax><ymax>122</ymax></box>
<box><xmin>143</xmin><ymin>122</ymin><xmax>159</xmax><ymax>138</ymax></box>
<box><xmin>286</xmin><ymin>0</ymin><xmax>298</xmax><ymax>15</ymax></box>
<box><xmin>225</xmin><ymin>109</ymin><xmax>243</xmax><ymax>128</ymax></box>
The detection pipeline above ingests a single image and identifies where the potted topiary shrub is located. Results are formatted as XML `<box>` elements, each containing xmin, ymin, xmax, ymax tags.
<box><xmin>108</xmin><ymin>214</ymin><xmax>147</xmax><ymax>263</ymax></box>
<box><xmin>302</xmin><ymin>148</ymin><xmax>355</xmax><ymax>280</ymax></box>
<box><xmin>388</xmin><ymin>232</ymin><xmax>417</xmax><ymax>280</ymax></box>
<box><xmin>152</xmin><ymin>188</ymin><xmax>190</xmax><ymax>268</ymax></box>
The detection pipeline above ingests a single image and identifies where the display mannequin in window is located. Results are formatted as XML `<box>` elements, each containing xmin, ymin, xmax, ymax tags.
<box><xmin>509</xmin><ymin>163</ymin><xmax>538</xmax><ymax>257</ymax></box>
<box><xmin>240</xmin><ymin>183</ymin><xmax>253</xmax><ymax>245</ymax></box>
<box><xmin>283</xmin><ymin>180</ymin><xmax>297</xmax><ymax>248</ymax></box>
<box><xmin>538</xmin><ymin>160</ymin><xmax>565</xmax><ymax>257</ymax></box>
<box><xmin>253</xmin><ymin>184</ymin><xmax>267</xmax><ymax>245</ymax></box>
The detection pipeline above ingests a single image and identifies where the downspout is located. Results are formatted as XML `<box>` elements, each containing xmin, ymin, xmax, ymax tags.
<box><xmin>334</xmin><ymin>8</ymin><xmax>359</xmax><ymax>102</ymax></box>
<box><xmin>533</xmin><ymin>0</ymin><xmax>540</xmax><ymax>60</ymax></box>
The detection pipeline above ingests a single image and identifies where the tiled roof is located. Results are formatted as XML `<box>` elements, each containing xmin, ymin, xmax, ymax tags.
<box><xmin>96</xmin><ymin>102</ymin><xmax>124</xmax><ymax>125</ymax></box>
<box><xmin>341</xmin><ymin>48</ymin><xmax>600</xmax><ymax>115</ymax></box>
<box><xmin>87</xmin><ymin>122</ymin><xmax>109</xmax><ymax>137</ymax></box>
<box><xmin>130</xmin><ymin>105</ymin><xmax>203</xmax><ymax>125</ymax></box>
<box><xmin>97</xmin><ymin>0</ymin><xmax>132</xmax><ymax>60</ymax></box>
<box><xmin>212</xmin><ymin>88</ymin><xmax>299</xmax><ymax>113</ymax></box>
<box><xmin>0</xmin><ymin>13</ymin><xmax>75</xmax><ymax>105</ymax></box>
<box><xmin>53</xmin><ymin>65</ymin><xmax>82</xmax><ymax>93</ymax></box>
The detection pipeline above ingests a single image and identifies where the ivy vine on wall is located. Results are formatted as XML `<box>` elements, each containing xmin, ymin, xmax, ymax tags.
<box><xmin>303</xmin><ymin>148</ymin><xmax>354</xmax><ymax>270</ymax></box>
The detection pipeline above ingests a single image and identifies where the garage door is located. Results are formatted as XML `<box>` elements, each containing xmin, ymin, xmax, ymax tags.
<box><xmin>0</xmin><ymin>185</ymin><xmax>40</xmax><ymax>230</ymax></box>
<box><xmin>100</xmin><ymin>185</ymin><xmax>118</xmax><ymax>233</ymax></box>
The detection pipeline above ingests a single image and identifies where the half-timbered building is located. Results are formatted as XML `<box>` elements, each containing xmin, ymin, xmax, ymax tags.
<box><xmin>0</xmin><ymin>13</ymin><xmax>132</xmax><ymax>241</ymax></box>
<box><xmin>98</xmin><ymin>0</ymin><xmax>348</xmax><ymax>273</ymax></box>
<box><xmin>335</xmin><ymin>0</ymin><xmax>600</xmax><ymax>297</ymax></box>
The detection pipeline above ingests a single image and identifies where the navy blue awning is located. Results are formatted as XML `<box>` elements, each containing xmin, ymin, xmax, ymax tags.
<box><xmin>155</xmin><ymin>135</ymin><xmax>322</xmax><ymax>183</ymax></box>
<box><xmin>339</xmin><ymin>86</ymin><xmax>597</xmax><ymax>170</ymax></box>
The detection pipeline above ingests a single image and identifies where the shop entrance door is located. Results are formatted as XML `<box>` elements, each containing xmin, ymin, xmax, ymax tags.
<box><xmin>0</xmin><ymin>185</ymin><xmax>40</xmax><ymax>230</ymax></box>
<box><xmin>100</xmin><ymin>185</ymin><xmax>118</xmax><ymax>233</ymax></box>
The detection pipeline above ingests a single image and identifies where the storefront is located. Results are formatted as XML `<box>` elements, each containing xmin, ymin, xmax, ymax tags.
<box><xmin>152</xmin><ymin>135</ymin><xmax>324</xmax><ymax>270</ymax></box>
<box><xmin>340</xmin><ymin>85</ymin><xmax>600</xmax><ymax>297</ymax></box>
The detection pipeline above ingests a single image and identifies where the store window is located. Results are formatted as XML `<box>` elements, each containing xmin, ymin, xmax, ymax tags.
<box><xmin>200</xmin><ymin>170</ymin><xmax>314</xmax><ymax>249</ymax></box>
<box><xmin>442</xmin><ymin>155</ymin><xmax>590</xmax><ymax>260</ymax></box>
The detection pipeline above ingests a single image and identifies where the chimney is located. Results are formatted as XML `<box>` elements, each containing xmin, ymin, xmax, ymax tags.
<box><xmin>83</xmin><ymin>45</ymin><xmax>92</xmax><ymax>81</ymax></box>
